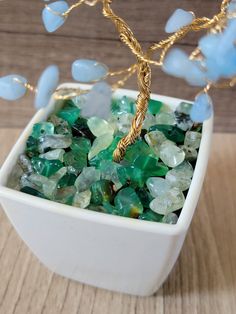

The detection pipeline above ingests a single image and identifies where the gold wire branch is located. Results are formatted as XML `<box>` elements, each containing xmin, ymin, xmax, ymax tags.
<box><xmin>42</xmin><ymin>0</ymin><xmax>232</xmax><ymax>160</ymax></box>
<box><xmin>102</xmin><ymin>0</ymin><xmax>232</xmax><ymax>160</ymax></box>
<box><xmin>103</xmin><ymin>0</ymin><xmax>231</xmax><ymax>68</ymax></box>
<box><xmin>203</xmin><ymin>83</ymin><xmax>212</xmax><ymax>94</ymax></box>
<box><xmin>63</xmin><ymin>0</ymin><xmax>100</xmax><ymax>16</ymax></box>
<box><xmin>54</xmin><ymin>87</ymin><xmax>90</xmax><ymax>99</ymax></box>
<box><xmin>111</xmin><ymin>64</ymin><xmax>137</xmax><ymax>90</ymax></box>
<box><xmin>45</xmin><ymin>0</ymin><xmax>100</xmax><ymax>18</ymax></box>
<box><xmin>13</xmin><ymin>78</ymin><xmax>37</xmax><ymax>93</ymax></box>
<box><xmin>103</xmin><ymin>0</ymin><xmax>152</xmax><ymax>161</ymax></box>
<box><xmin>63</xmin><ymin>0</ymin><xmax>87</xmax><ymax>16</ymax></box>
<box><xmin>108</xmin><ymin>64</ymin><xmax>137</xmax><ymax>77</ymax></box>
<box><xmin>45</xmin><ymin>5</ymin><xmax>65</xmax><ymax>18</ymax></box>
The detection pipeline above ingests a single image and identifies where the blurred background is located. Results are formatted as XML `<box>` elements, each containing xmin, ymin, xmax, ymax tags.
<box><xmin>0</xmin><ymin>0</ymin><xmax>235</xmax><ymax>131</ymax></box>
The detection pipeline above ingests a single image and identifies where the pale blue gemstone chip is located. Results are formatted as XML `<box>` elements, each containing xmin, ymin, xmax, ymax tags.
<box><xmin>34</xmin><ymin>65</ymin><xmax>60</xmax><ymax>110</ymax></box>
<box><xmin>0</xmin><ymin>75</ymin><xmax>27</xmax><ymax>100</ymax></box>
<box><xmin>219</xmin><ymin>19</ymin><xmax>236</xmax><ymax>51</ymax></box>
<box><xmin>165</xmin><ymin>8</ymin><xmax>194</xmax><ymax>33</ymax></box>
<box><xmin>190</xmin><ymin>93</ymin><xmax>213</xmax><ymax>122</ymax></box>
<box><xmin>198</xmin><ymin>20</ymin><xmax>236</xmax><ymax>81</ymax></box>
<box><xmin>162</xmin><ymin>48</ymin><xmax>207</xmax><ymax>86</ymax></box>
<box><xmin>81</xmin><ymin>82</ymin><xmax>112</xmax><ymax>119</ymax></box>
<box><xmin>199</xmin><ymin>34</ymin><xmax>220</xmax><ymax>58</ymax></box>
<box><xmin>228</xmin><ymin>2</ymin><xmax>236</xmax><ymax>13</ymax></box>
<box><xmin>71</xmin><ymin>59</ymin><xmax>108</xmax><ymax>83</ymax></box>
<box><xmin>42</xmin><ymin>1</ymin><xmax>69</xmax><ymax>33</ymax></box>
<box><xmin>162</xmin><ymin>48</ymin><xmax>188</xmax><ymax>78</ymax></box>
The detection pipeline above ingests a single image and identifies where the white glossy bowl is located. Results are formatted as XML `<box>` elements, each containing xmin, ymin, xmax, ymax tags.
<box><xmin>0</xmin><ymin>83</ymin><xmax>213</xmax><ymax>296</ymax></box>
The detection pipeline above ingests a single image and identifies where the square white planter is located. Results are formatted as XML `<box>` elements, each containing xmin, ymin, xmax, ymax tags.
<box><xmin>0</xmin><ymin>83</ymin><xmax>213</xmax><ymax>296</ymax></box>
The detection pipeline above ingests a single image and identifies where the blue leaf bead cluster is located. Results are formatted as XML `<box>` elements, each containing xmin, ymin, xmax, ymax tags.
<box><xmin>162</xmin><ymin>1</ymin><xmax>236</xmax><ymax>122</ymax></box>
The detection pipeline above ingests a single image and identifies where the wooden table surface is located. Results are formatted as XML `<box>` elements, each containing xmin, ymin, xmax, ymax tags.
<box><xmin>0</xmin><ymin>130</ymin><xmax>235</xmax><ymax>314</ymax></box>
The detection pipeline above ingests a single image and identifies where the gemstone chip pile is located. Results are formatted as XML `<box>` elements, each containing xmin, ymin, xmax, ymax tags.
<box><xmin>9</xmin><ymin>95</ymin><xmax>202</xmax><ymax>224</ymax></box>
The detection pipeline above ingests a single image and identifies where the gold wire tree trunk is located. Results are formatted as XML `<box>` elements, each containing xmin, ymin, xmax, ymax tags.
<box><xmin>101</xmin><ymin>0</ymin><xmax>230</xmax><ymax>161</ymax></box>
<box><xmin>103</xmin><ymin>0</ymin><xmax>152</xmax><ymax>161</ymax></box>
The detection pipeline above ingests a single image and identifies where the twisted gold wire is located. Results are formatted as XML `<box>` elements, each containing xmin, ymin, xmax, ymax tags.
<box><xmin>103</xmin><ymin>0</ymin><xmax>231</xmax><ymax>160</ymax></box>
<box><xmin>45</xmin><ymin>0</ymin><xmax>232</xmax><ymax>161</ymax></box>
<box><xmin>108</xmin><ymin>64</ymin><xmax>137</xmax><ymax>77</ymax></box>
<box><xmin>106</xmin><ymin>0</ymin><xmax>230</xmax><ymax>68</ymax></box>
<box><xmin>13</xmin><ymin>78</ymin><xmax>37</xmax><ymax>93</ymax></box>
<box><xmin>54</xmin><ymin>87</ymin><xmax>89</xmax><ymax>99</ymax></box>
<box><xmin>103</xmin><ymin>0</ymin><xmax>231</xmax><ymax>85</ymax></box>
<box><xmin>63</xmin><ymin>0</ymin><xmax>99</xmax><ymax>16</ymax></box>
<box><xmin>102</xmin><ymin>0</ymin><xmax>151</xmax><ymax>161</ymax></box>
<box><xmin>63</xmin><ymin>0</ymin><xmax>85</xmax><ymax>16</ymax></box>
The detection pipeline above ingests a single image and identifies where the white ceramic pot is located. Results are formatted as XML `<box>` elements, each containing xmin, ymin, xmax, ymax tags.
<box><xmin>0</xmin><ymin>83</ymin><xmax>213</xmax><ymax>296</ymax></box>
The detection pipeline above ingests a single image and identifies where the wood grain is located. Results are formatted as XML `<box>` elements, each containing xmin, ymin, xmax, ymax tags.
<box><xmin>0</xmin><ymin>31</ymin><xmax>235</xmax><ymax>131</ymax></box>
<box><xmin>0</xmin><ymin>0</ymin><xmax>224</xmax><ymax>43</ymax></box>
<box><xmin>0</xmin><ymin>0</ymin><xmax>235</xmax><ymax>131</ymax></box>
<box><xmin>0</xmin><ymin>129</ymin><xmax>236</xmax><ymax>314</ymax></box>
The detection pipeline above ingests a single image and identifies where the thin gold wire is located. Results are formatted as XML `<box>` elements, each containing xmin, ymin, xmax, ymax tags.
<box><xmin>108</xmin><ymin>64</ymin><xmax>137</xmax><ymax>77</ymax></box>
<box><xmin>204</xmin><ymin>84</ymin><xmax>212</xmax><ymax>93</ymax></box>
<box><xmin>189</xmin><ymin>48</ymin><xmax>202</xmax><ymax>60</ymax></box>
<box><xmin>63</xmin><ymin>0</ymin><xmax>100</xmax><ymax>16</ymax></box>
<box><xmin>45</xmin><ymin>5</ymin><xmax>66</xmax><ymax>18</ymax></box>
<box><xmin>195</xmin><ymin>83</ymin><xmax>212</xmax><ymax>98</ymax></box>
<box><xmin>111</xmin><ymin>65</ymin><xmax>137</xmax><ymax>90</ymax></box>
<box><xmin>54</xmin><ymin>87</ymin><xmax>90</xmax><ymax>99</ymax></box>
<box><xmin>85</xmin><ymin>0</ymin><xmax>101</xmax><ymax>7</ymax></box>
<box><xmin>45</xmin><ymin>0</ymin><xmax>100</xmax><ymax>19</ymax></box>
<box><xmin>63</xmin><ymin>0</ymin><xmax>87</xmax><ymax>16</ymax></box>
<box><xmin>13</xmin><ymin>78</ymin><xmax>37</xmax><ymax>93</ymax></box>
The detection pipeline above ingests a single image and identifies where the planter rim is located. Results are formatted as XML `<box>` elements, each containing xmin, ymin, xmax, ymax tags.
<box><xmin>0</xmin><ymin>83</ymin><xmax>213</xmax><ymax>236</ymax></box>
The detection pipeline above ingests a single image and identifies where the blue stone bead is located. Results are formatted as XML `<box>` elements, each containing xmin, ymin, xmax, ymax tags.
<box><xmin>212</xmin><ymin>21</ymin><xmax>236</xmax><ymax>78</ymax></box>
<box><xmin>228</xmin><ymin>2</ymin><xmax>236</xmax><ymax>13</ymax></box>
<box><xmin>162</xmin><ymin>48</ymin><xmax>206</xmax><ymax>86</ymax></box>
<box><xmin>185</xmin><ymin>61</ymin><xmax>207</xmax><ymax>87</ymax></box>
<box><xmin>162</xmin><ymin>48</ymin><xmax>190</xmax><ymax>78</ymax></box>
<box><xmin>190</xmin><ymin>92</ymin><xmax>213</xmax><ymax>122</ymax></box>
<box><xmin>0</xmin><ymin>75</ymin><xmax>27</xmax><ymax>100</ymax></box>
<box><xmin>81</xmin><ymin>82</ymin><xmax>112</xmax><ymax>119</ymax></box>
<box><xmin>165</xmin><ymin>9</ymin><xmax>194</xmax><ymax>33</ymax></box>
<box><xmin>216</xmin><ymin>47</ymin><xmax>236</xmax><ymax>77</ymax></box>
<box><xmin>71</xmin><ymin>59</ymin><xmax>108</xmax><ymax>83</ymax></box>
<box><xmin>197</xmin><ymin>19</ymin><xmax>236</xmax><ymax>82</ymax></box>
<box><xmin>199</xmin><ymin>34</ymin><xmax>220</xmax><ymax>58</ymax></box>
<box><xmin>218</xmin><ymin>19</ymin><xmax>236</xmax><ymax>54</ymax></box>
<box><xmin>204</xmin><ymin>59</ymin><xmax>221</xmax><ymax>82</ymax></box>
<box><xmin>204</xmin><ymin>47</ymin><xmax>236</xmax><ymax>81</ymax></box>
<box><xmin>42</xmin><ymin>1</ymin><xmax>69</xmax><ymax>33</ymax></box>
<box><xmin>34</xmin><ymin>65</ymin><xmax>59</xmax><ymax>110</ymax></box>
